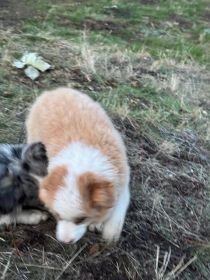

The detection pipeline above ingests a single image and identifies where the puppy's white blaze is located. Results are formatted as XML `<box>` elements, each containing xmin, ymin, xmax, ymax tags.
<box><xmin>53</xmin><ymin>176</ymin><xmax>83</xmax><ymax>220</ymax></box>
<box><xmin>49</xmin><ymin>141</ymin><xmax>116</xmax><ymax>180</ymax></box>
<box><xmin>56</xmin><ymin>220</ymin><xmax>87</xmax><ymax>243</ymax></box>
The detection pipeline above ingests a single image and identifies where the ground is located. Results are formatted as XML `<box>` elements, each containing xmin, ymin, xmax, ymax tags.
<box><xmin>1</xmin><ymin>0</ymin><xmax>210</xmax><ymax>279</ymax></box>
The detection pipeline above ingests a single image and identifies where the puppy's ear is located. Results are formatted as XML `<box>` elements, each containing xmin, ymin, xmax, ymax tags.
<box><xmin>22</xmin><ymin>142</ymin><xmax>48</xmax><ymax>177</ymax></box>
<box><xmin>79</xmin><ymin>172</ymin><xmax>115</xmax><ymax>213</ymax></box>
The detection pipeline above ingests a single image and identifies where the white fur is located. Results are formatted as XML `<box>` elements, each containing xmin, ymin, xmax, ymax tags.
<box><xmin>50</xmin><ymin>141</ymin><xmax>116</xmax><ymax>180</ymax></box>
<box><xmin>16</xmin><ymin>210</ymin><xmax>48</xmax><ymax>224</ymax></box>
<box><xmin>51</xmin><ymin>141</ymin><xmax>129</xmax><ymax>243</ymax></box>
<box><xmin>54</xmin><ymin>175</ymin><xmax>83</xmax><ymax>221</ymax></box>
<box><xmin>56</xmin><ymin>220</ymin><xmax>86</xmax><ymax>243</ymax></box>
<box><xmin>88</xmin><ymin>222</ymin><xmax>103</xmax><ymax>233</ymax></box>
<box><xmin>102</xmin><ymin>183</ymin><xmax>130</xmax><ymax>242</ymax></box>
<box><xmin>52</xmin><ymin>141</ymin><xmax>116</xmax><ymax>221</ymax></box>
<box><xmin>88</xmin><ymin>183</ymin><xmax>130</xmax><ymax>242</ymax></box>
<box><xmin>0</xmin><ymin>210</ymin><xmax>48</xmax><ymax>226</ymax></box>
<box><xmin>0</xmin><ymin>215</ymin><xmax>13</xmax><ymax>226</ymax></box>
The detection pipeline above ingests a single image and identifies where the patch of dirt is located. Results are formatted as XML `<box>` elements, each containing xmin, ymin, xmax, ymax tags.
<box><xmin>202</xmin><ymin>10</ymin><xmax>210</xmax><ymax>22</ymax></box>
<box><xmin>104</xmin><ymin>6</ymin><xmax>133</xmax><ymax>18</ymax></box>
<box><xmin>1</xmin><ymin>117</ymin><xmax>210</xmax><ymax>279</ymax></box>
<box><xmin>61</xmin><ymin>18</ymin><xmax>125</xmax><ymax>35</ymax></box>
<box><xmin>139</xmin><ymin>0</ymin><xmax>160</xmax><ymax>4</ymax></box>
<box><xmin>0</xmin><ymin>0</ymin><xmax>42</xmax><ymax>29</ymax></box>
<box><xmin>169</xmin><ymin>14</ymin><xmax>193</xmax><ymax>29</ymax></box>
<box><xmin>0</xmin><ymin>0</ymin><xmax>69</xmax><ymax>29</ymax></box>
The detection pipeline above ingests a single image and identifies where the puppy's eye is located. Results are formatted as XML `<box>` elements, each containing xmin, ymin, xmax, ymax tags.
<box><xmin>74</xmin><ymin>216</ymin><xmax>87</xmax><ymax>225</ymax></box>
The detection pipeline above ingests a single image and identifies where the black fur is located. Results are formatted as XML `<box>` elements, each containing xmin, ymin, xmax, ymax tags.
<box><xmin>22</xmin><ymin>142</ymin><xmax>48</xmax><ymax>177</ymax></box>
<box><xmin>0</xmin><ymin>143</ymin><xmax>48</xmax><ymax>214</ymax></box>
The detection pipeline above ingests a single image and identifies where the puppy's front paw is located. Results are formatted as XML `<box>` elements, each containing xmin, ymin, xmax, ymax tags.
<box><xmin>88</xmin><ymin>223</ymin><xmax>103</xmax><ymax>233</ymax></box>
<box><xmin>29</xmin><ymin>210</ymin><xmax>48</xmax><ymax>224</ymax></box>
<box><xmin>0</xmin><ymin>215</ymin><xmax>12</xmax><ymax>226</ymax></box>
<box><xmin>102</xmin><ymin>219</ymin><xmax>124</xmax><ymax>243</ymax></box>
<box><xmin>17</xmin><ymin>210</ymin><xmax>49</xmax><ymax>225</ymax></box>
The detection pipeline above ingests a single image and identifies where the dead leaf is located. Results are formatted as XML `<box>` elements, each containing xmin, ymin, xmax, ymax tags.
<box><xmin>24</xmin><ymin>66</ymin><xmax>40</xmax><ymax>80</ymax></box>
<box><xmin>13</xmin><ymin>52</ymin><xmax>52</xmax><ymax>80</ymax></box>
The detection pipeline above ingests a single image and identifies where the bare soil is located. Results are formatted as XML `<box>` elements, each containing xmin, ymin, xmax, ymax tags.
<box><xmin>0</xmin><ymin>0</ymin><xmax>42</xmax><ymax>29</ymax></box>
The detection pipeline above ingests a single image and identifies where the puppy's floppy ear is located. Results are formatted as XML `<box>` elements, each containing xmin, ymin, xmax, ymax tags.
<box><xmin>79</xmin><ymin>172</ymin><xmax>115</xmax><ymax>212</ymax></box>
<box><xmin>22</xmin><ymin>142</ymin><xmax>48</xmax><ymax>176</ymax></box>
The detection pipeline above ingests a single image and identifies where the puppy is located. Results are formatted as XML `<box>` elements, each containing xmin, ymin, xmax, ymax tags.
<box><xmin>26</xmin><ymin>88</ymin><xmax>130</xmax><ymax>243</ymax></box>
<box><xmin>0</xmin><ymin>142</ymin><xmax>48</xmax><ymax>226</ymax></box>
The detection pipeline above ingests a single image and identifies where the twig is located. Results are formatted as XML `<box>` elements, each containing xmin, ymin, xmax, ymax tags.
<box><xmin>155</xmin><ymin>246</ymin><xmax>197</xmax><ymax>280</ymax></box>
<box><xmin>172</xmin><ymin>255</ymin><xmax>197</xmax><ymax>279</ymax></box>
<box><xmin>21</xmin><ymin>264</ymin><xmax>62</xmax><ymax>271</ymax></box>
<box><xmin>55</xmin><ymin>244</ymin><xmax>87</xmax><ymax>280</ymax></box>
<box><xmin>1</xmin><ymin>254</ymin><xmax>12</xmax><ymax>279</ymax></box>
<box><xmin>155</xmin><ymin>245</ymin><xmax>160</xmax><ymax>276</ymax></box>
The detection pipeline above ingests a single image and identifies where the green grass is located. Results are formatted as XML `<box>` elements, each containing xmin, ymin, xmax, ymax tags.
<box><xmin>94</xmin><ymin>84</ymin><xmax>201</xmax><ymax>140</ymax></box>
<box><xmin>19</xmin><ymin>0</ymin><xmax>210</xmax><ymax>64</ymax></box>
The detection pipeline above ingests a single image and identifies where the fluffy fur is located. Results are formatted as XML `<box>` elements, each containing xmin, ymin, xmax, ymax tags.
<box><xmin>26</xmin><ymin>88</ymin><xmax>130</xmax><ymax>243</ymax></box>
<box><xmin>0</xmin><ymin>142</ymin><xmax>48</xmax><ymax>226</ymax></box>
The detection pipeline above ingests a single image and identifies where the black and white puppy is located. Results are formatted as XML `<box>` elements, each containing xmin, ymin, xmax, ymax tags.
<box><xmin>0</xmin><ymin>142</ymin><xmax>48</xmax><ymax>226</ymax></box>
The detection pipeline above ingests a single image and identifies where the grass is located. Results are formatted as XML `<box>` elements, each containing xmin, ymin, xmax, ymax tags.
<box><xmin>1</xmin><ymin>0</ymin><xmax>210</xmax><ymax>279</ymax></box>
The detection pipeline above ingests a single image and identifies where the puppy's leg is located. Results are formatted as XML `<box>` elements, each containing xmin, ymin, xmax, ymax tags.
<box><xmin>0</xmin><ymin>210</ymin><xmax>48</xmax><ymax>226</ymax></box>
<box><xmin>102</xmin><ymin>184</ymin><xmax>130</xmax><ymax>243</ymax></box>
<box><xmin>0</xmin><ymin>215</ymin><xmax>13</xmax><ymax>226</ymax></box>
<box><xmin>16</xmin><ymin>210</ymin><xmax>48</xmax><ymax>225</ymax></box>
<box><xmin>88</xmin><ymin>223</ymin><xmax>103</xmax><ymax>233</ymax></box>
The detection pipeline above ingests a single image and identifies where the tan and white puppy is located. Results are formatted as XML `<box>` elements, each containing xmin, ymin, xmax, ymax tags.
<box><xmin>26</xmin><ymin>88</ymin><xmax>130</xmax><ymax>243</ymax></box>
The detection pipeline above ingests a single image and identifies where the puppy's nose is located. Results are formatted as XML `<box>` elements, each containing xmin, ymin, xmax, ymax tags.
<box><xmin>62</xmin><ymin>238</ymin><xmax>74</xmax><ymax>244</ymax></box>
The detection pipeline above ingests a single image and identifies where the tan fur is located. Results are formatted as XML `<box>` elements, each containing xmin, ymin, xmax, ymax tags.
<box><xmin>78</xmin><ymin>172</ymin><xmax>115</xmax><ymax>218</ymax></box>
<box><xmin>39</xmin><ymin>165</ymin><xmax>68</xmax><ymax>208</ymax></box>
<box><xmin>26</xmin><ymin>88</ymin><xmax>128</xmax><ymax>201</ymax></box>
<box><xmin>26</xmin><ymin>88</ymin><xmax>129</xmax><ymax>208</ymax></box>
<box><xmin>26</xmin><ymin>88</ymin><xmax>128</xmax><ymax>169</ymax></box>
